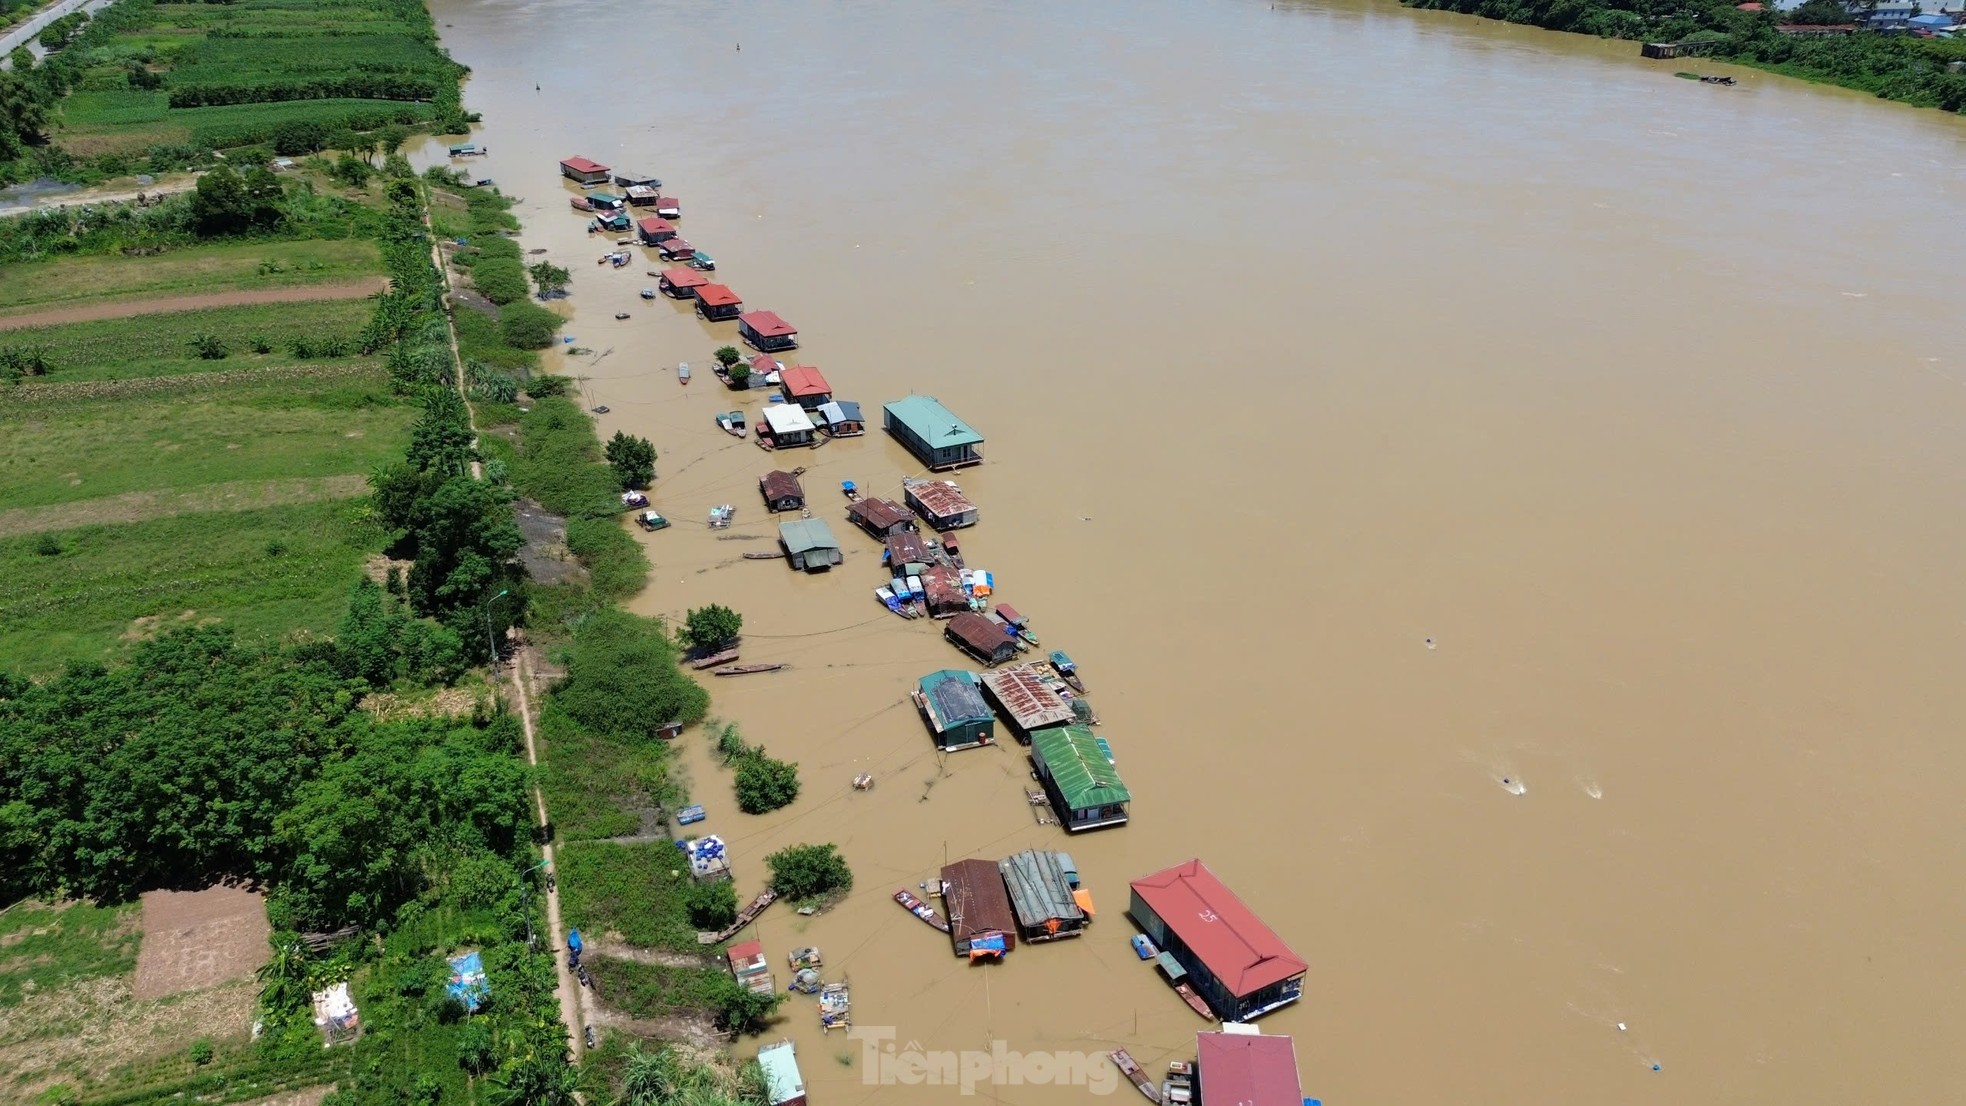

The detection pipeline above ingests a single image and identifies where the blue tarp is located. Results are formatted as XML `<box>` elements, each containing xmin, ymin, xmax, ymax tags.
<box><xmin>567</xmin><ymin>929</ymin><xmax>583</xmax><ymax>953</ymax></box>
<box><xmin>447</xmin><ymin>951</ymin><xmax>489</xmax><ymax>1012</ymax></box>
<box><xmin>970</xmin><ymin>932</ymin><xmax>1008</xmax><ymax>955</ymax></box>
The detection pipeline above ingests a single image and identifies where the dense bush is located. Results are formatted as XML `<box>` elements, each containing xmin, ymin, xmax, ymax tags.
<box><xmin>498</xmin><ymin>300</ymin><xmax>562</xmax><ymax>349</ymax></box>
<box><xmin>765</xmin><ymin>844</ymin><xmax>853</xmax><ymax>901</ymax></box>
<box><xmin>553</xmin><ymin>610</ymin><xmax>710</xmax><ymax>741</ymax></box>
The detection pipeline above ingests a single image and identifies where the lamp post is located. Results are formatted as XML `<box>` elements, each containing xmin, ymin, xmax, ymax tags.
<box><xmin>483</xmin><ymin>587</ymin><xmax>511</xmax><ymax>664</ymax></box>
<box><xmin>520</xmin><ymin>858</ymin><xmax>548</xmax><ymax>950</ymax></box>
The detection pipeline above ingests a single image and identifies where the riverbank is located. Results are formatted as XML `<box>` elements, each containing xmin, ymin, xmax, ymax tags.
<box><xmin>1403</xmin><ymin>0</ymin><xmax>1966</xmax><ymax>113</ymax></box>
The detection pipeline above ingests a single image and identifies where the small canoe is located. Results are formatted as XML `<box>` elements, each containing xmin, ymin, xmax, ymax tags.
<box><xmin>841</xmin><ymin>480</ymin><xmax>859</xmax><ymax>501</ymax></box>
<box><xmin>689</xmin><ymin>648</ymin><xmax>739</xmax><ymax>670</ymax></box>
<box><xmin>678</xmin><ymin>361</ymin><xmax>691</xmax><ymax>384</ymax></box>
<box><xmin>894</xmin><ymin>889</ymin><xmax>951</xmax><ymax>932</ymax></box>
<box><xmin>1130</xmin><ymin>933</ymin><xmax>1157</xmax><ymax>960</ymax></box>
<box><xmin>713</xmin><ymin>663</ymin><xmax>785</xmax><ymax>676</ymax></box>
<box><xmin>614</xmin><ymin>312</ymin><xmax>630</xmax><ymax>320</ymax></box>
<box><xmin>640</xmin><ymin>288</ymin><xmax>656</xmax><ymax>299</ymax></box>
<box><xmin>1109</xmin><ymin>1050</ymin><xmax>1161</xmax><ymax>1104</ymax></box>
<box><xmin>1049</xmin><ymin>650</ymin><xmax>1085</xmax><ymax>693</ymax></box>
<box><xmin>742</xmin><ymin>551</ymin><xmax>781</xmax><ymax>560</ymax></box>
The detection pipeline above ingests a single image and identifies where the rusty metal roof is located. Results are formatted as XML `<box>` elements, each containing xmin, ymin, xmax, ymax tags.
<box><xmin>885</xmin><ymin>530</ymin><xmax>931</xmax><ymax>565</ymax></box>
<box><xmin>759</xmin><ymin>470</ymin><xmax>804</xmax><ymax>503</ymax></box>
<box><xmin>907</xmin><ymin>480</ymin><xmax>975</xmax><ymax>520</ymax></box>
<box><xmin>851</xmin><ymin>497</ymin><xmax>914</xmax><ymax>533</ymax></box>
<box><xmin>946</xmin><ymin>613</ymin><xmax>1016</xmax><ymax>659</ymax></box>
<box><xmin>940</xmin><ymin>859</ymin><xmax>1017</xmax><ymax>948</ymax></box>
<box><xmin>980</xmin><ymin>665</ymin><xmax>1075</xmax><ymax>730</ymax></box>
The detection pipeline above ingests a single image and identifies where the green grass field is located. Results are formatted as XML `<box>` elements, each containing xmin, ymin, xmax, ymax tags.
<box><xmin>0</xmin><ymin>498</ymin><xmax>387</xmax><ymax>675</ymax></box>
<box><xmin>2</xmin><ymin>373</ymin><xmax>410</xmax><ymax>513</ymax></box>
<box><xmin>555</xmin><ymin>842</ymin><xmax>703</xmax><ymax>953</ymax></box>
<box><xmin>0</xmin><ymin>239</ymin><xmax>382</xmax><ymax>316</ymax></box>
<box><xmin>0</xmin><ymin>902</ymin><xmax>141</xmax><ymax>1009</ymax></box>
<box><xmin>1</xmin><ymin>299</ymin><xmax>377</xmax><ymax>381</ymax></box>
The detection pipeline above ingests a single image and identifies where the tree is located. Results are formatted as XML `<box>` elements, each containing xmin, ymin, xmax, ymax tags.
<box><xmin>681</xmin><ymin>605</ymin><xmax>742</xmax><ymax>654</ymax></box>
<box><xmin>528</xmin><ymin>261</ymin><xmax>570</xmax><ymax>297</ymax></box>
<box><xmin>457</xmin><ymin>1020</ymin><xmax>496</xmax><ymax>1075</ymax></box>
<box><xmin>707</xmin><ymin>973</ymin><xmax>784</xmax><ymax>1036</ymax></box>
<box><xmin>685</xmin><ymin>879</ymin><xmax>737</xmax><ymax>930</ymax></box>
<box><xmin>492</xmin><ymin>1049</ymin><xmax>579</xmax><ymax>1106</ymax></box>
<box><xmin>553</xmin><ymin>611</ymin><xmax>710</xmax><ymax>740</ymax></box>
<box><xmin>734</xmin><ymin>753</ymin><xmax>799</xmax><ymax>815</ymax></box>
<box><xmin>0</xmin><ymin>72</ymin><xmax>51</xmax><ymax>161</ymax></box>
<box><xmin>189</xmin><ymin>166</ymin><xmax>251</xmax><ymax>236</ymax></box>
<box><xmin>243</xmin><ymin>166</ymin><xmax>284</xmax><ymax>228</ymax></box>
<box><xmin>604</xmin><ymin>431</ymin><xmax>655</xmax><ymax>490</ymax></box>
<box><xmin>271</xmin><ymin>120</ymin><xmax>329</xmax><ymax>157</ymax></box>
<box><xmin>376</xmin><ymin>124</ymin><xmax>412</xmax><ymax>157</ymax></box>
<box><xmin>713</xmin><ymin>346</ymin><xmax>741</xmax><ymax>368</ymax></box>
<box><xmin>764</xmin><ymin>843</ymin><xmax>852</xmax><ymax>901</ymax></box>
<box><xmin>725</xmin><ymin>363</ymin><xmax>751</xmax><ymax>388</ymax></box>
<box><xmin>499</xmin><ymin>302</ymin><xmax>562</xmax><ymax>350</ymax></box>
<box><xmin>331</xmin><ymin>153</ymin><xmax>373</xmax><ymax>188</ymax></box>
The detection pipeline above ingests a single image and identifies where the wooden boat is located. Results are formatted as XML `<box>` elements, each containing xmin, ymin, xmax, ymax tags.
<box><xmin>742</xmin><ymin>551</ymin><xmax>781</xmax><ymax>560</ymax></box>
<box><xmin>1174</xmin><ymin>983</ymin><xmax>1215</xmax><ymax>1020</ymax></box>
<box><xmin>893</xmin><ymin>889</ymin><xmax>951</xmax><ymax>933</ymax></box>
<box><xmin>1154</xmin><ymin>952</ymin><xmax>1217</xmax><ymax>1020</ymax></box>
<box><xmin>678</xmin><ymin>361</ymin><xmax>691</xmax><ymax>384</ymax></box>
<box><xmin>1048</xmin><ymin>650</ymin><xmax>1085</xmax><ymax>694</ymax></box>
<box><xmin>714</xmin><ymin>663</ymin><xmax>786</xmax><ymax>676</ymax></box>
<box><xmin>789</xmin><ymin>967</ymin><xmax>821</xmax><ymax>993</ymax></box>
<box><xmin>640</xmin><ymin>288</ymin><xmax>657</xmax><ymax>300</ymax></box>
<box><xmin>636</xmin><ymin>510</ymin><xmax>669</xmax><ymax>532</ymax></box>
<box><xmin>689</xmin><ymin>648</ymin><xmax>740</xmax><ymax>670</ymax></box>
<box><xmin>708</xmin><ymin>504</ymin><xmax>734</xmax><ymax>528</ymax></box>
<box><xmin>1109</xmin><ymin>1050</ymin><xmax>1162</xmax><ymax>1104</ymax></box>
<box><xmin>698</xmin><ymin>888</ymin><xmax>779</xmax><ymax>944</ymax></box>
<box><xmin>852</xmin><ymin>773</ymin><xmax>875</xmax><ymax>790</ymax></box>
<box><xmin>689</xmin><ymin>251</ymin><xmax>716</xmax><ymax>271</ymax></box>
<box><xmin>676</xmin><ymin>804</ymin><xmax>707</xmax><ymax>825</ymax></box>
<box><xmin>614</xmin><ymin>312</ymin><xmax>630</xmax><ymax>320</ymax></box>
<box><xmin>716</xmin><ymin>411</ymin><xmax>746</xmax><ymax>437</ymax></box>
<box><xmin>1130</xmin><ymin>933</ymin><xmax>1157</xmax><ymax>960</ymax></box>
<box><xmin>788</xmin><ymin>947</ymin><xmax>823</xmax><ymax>970</ymax></box>
<box><xmin>569</xmin><ymin>196</ymin><xmax>593</xmax><ymax>212</ymax></box>
<box><xmin>841</xmin><ymin>480</ymin><xmax>860</xmax><ymax>502</ymax></box>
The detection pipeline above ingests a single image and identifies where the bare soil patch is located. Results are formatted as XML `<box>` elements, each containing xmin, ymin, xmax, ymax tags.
<box><xmin>132</xmin><ymin>886</ymin><xmax>270</xmax><ymax>1001</ymax></box>
<box><xmin>0</xmin><ymin>475</ymin><xmax>369</xmax><ymax>539</ymax></box>
<box><xmin>0</xmin><ymin>975</ymin><xmax>255</xmax><ymax>1099</ymax></box>
<box><xmin>0</xmin><ymin>280</ymin><xmax>386</xmax><ymax>331</ymax></box>
<box><xmin>516</xmin><ymin>498</ymin><xmax>587</xmax><ymax>587</ymax></box>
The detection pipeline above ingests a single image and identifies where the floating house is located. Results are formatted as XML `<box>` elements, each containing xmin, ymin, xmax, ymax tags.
<box><xmin>885</xmin><ymin>530</ymin><xmax>933</xmax><ymax>572</ymax></box>
<box><xmin>818</xmin><ymin>400</ymin><xmax>865</xmax><ymax>436</ymax></box>
<box><xmin>913</xmin><ymin>669</ymin><xmax>995</xmax><ymax>751</ymax></box>
<box><xmin>658</xmin><ymin>238</ymin><xmax>697</xmax><ymax>261</ymax></box>
<box><xmin>655</xmin><ymin>195</ymin><xmax>682</xmax><ymax>219</ymax></box>
<box><xmin>980</xmin><ymin>665</ymin><xmax>1075</xmax><ymax>738</ymax></box>
<box><xmin>780</xmin><ymin>365</ymin><xmax>833</xmax><ymax>411</ymax></box>
<box><xmin>998</xmin><ymin>849</ymin><xmax>1092</xmax><ymax>942</ymax></box>
<box><xmin>759</xmin><ymin>470</ymin><xmax>806</xmax><ymax>513</ymax></box>
<box><xmin>1129</xmin><ymin>860</ymin><xmax>1307</xmax><ymax>1021</ymax></box>
<box><xmin>596</xmin><ymin>211</ymin><xmax>631</xmax><ymax>232</ymax></box>
<box><xmin>760</xmin><ymin>403</ymin><xmax>816</xmax><ymax>448</ymax></box>
<box><xmin>904</xmin><ymin>479</ymin><xmax>979</xmax><ymax>531</ymax></box>
<box><xmin>636</xmin><ymin>217</ymin><xmax>678</xmax><ymax>245</ymax></box>
<box><xmin>586</xmin><ymin>192</ymin><xmax>624</xmax><ymax>212</ymax></box>
<box><xmin>848</xmin><ymin>497</ymin><xmax>916</xmax><ymax>539</ymax></box>
<box><xmin>1194</xmin><ymin>1030</ymin><xmax>1303</xmax><ymax>1106</ymax></box>
<box><xmin>883</xmin><ymin>396</ymin><xmax>984</xmax><ymax>471</ymax></box>
<box><xmin>613</xmin><ymin>171</ymin><xmax>662</xmax><ymax>189</ymax></box>
<box><xmin>727</xmin><ymin>939</ymin><xmax>776</xmax><ymax>996</ymax></box>
<box><xmin>695</xmin><ymin>284</ymin><xmax>744</xmax><ymax>321</ymax></box>
<box><xmin>921</xmin><ymin>564</ymin><xmax>968</xmax><ymax>618</ymax></box>
<box><xmin>560</xmin><ymin>156</ymin><xmax>610</xmax><ymax>185</ymax></box>
<box><xmin>739</xmin><ymin>311</ymin><xmax>800</xmax><ymax>352</ymax></box>
<box><xmin>757</xmin><ymin>1041</ymin><xmax>808</xmax><ymax>1106</ymax></box>
<box><xmin>747</xmin><ymin>352</ymin><xmax>783</xmax><ymax>382</ymax></box>
<box><xmin>625</xmin><ymin>185</ymin><xmax>661</xmax><ymax>207</ymax></box>
<box><xmin>1031</xmin><ymin>725</ymin><xmax>1130</xmax><ymax>833</ymax></box>
<box><xmin>941</xmin><ymin>858</ymin><xmax>1018</xmax><ymax>959</ymax></box>
<box><xmin>778</xmin><ymin>519</ymin><xmax>843</xmax><ymax>572</ymax></box>
<box><xmin>684</xmin><ymin>835</ymin><xmax>731</xmax><ymax>880</ymax></box>
<box><xmin>946</xmin><ymin>612</ymin><xmax>1020</xmax><ymax>666</ymax></box>
<box><xmin>658</xmin><ymin>267</ymin><xmax>709</xmax><ymax>298</ymax></box>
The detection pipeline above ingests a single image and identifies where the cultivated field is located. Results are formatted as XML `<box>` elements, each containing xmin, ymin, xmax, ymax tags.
<box><xmin>0</xmin><ymin>239</ymin><xmax>383</xmax><ymax>317</ymax></box>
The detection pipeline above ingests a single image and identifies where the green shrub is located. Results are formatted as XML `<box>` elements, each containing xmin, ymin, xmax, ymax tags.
<box><xmin>734</xmin><ymin>752</ymin><xmax>799</xmax><ymax>815</ymax></box>
<box><xmin>684</xmin><ymin>880</ymin><xmax>737</xmax><ymax>930</ymax></box>
<box><xmin>765</xmin><ymin>843</ymin><xmax>852</xmax><ymax>901</ymax></box>
<box><xmin>498</xmin><ymin>301</ymin><xmax>561</xmax><ymax>350</ymax></box>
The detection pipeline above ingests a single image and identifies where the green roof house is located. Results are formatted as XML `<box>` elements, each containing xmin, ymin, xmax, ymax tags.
<box><xmin>883</xmin><ymin>395</ymin><xmax>983</xmax><ymax>472</ymax></box>
<box><xmin>777</xmin><ymin>519</ymin><xmax>843</xmax><ymax>572</ymax></box>
<box><xmin>913</xmin><ymin>669</ymin><xmax>995</xmax><ymax>751</ymax></box>
<box><xmin>1030</xmin><ymin>725</ymin><xmax>1130</xmax><ymax>833</ymax></box>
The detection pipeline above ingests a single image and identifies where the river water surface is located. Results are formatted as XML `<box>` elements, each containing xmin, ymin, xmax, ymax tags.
<box><xmin>423</xmin><ymin>1</ymin><xmax>1966</xmax><ymax>1102</ymax></box>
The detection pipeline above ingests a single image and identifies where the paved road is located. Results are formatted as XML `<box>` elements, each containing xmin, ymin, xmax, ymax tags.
<box><xmin>1</xmin><ymin>0</ymin><xmax>116</xmax><ymax>67</ymax></box>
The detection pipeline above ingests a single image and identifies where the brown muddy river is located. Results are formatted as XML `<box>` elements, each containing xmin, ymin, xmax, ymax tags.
<box><xmin>423</xmin><ymin>1</ymin><xmax>1966</xmax><ymax>1101</ymax></box>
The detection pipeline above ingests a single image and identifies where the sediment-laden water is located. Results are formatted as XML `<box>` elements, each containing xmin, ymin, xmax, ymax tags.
<box><xmin>423</xmin><ymin>1</ymin><xmax>1966</xmax><ymax>1101</ymax></box>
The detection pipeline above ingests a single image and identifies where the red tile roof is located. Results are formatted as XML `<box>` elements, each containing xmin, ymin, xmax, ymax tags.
<box><xmin>1130</xmin><ymin>859</ymin><xmax>1306</xmax><ymax>997</ymax></box>
<box><xmin>739</xmin><ymin>311</ymin><xmax>796</xmax><ymax>338</ymax></box>
<box><xmin>637</xmin><ymin>217</ymin><xmax>676</xmax><ymax>238</ymax></box>
<box><xmin>695</xmin><ymin>284</ymin><xmax>742</xmax><ymax>308</ymax></box>
<box><xmin>659</xmin><ymin>238</ymin><xmax>695</xmax><ymax>257</ymax></box>
<box><xmin>560</xmin><ymin>156</ymin><xmax>608</xmax><ymax>174</ymax></box>
<box><xmin>748</xmin><ymin>353</ymin><xmax>781</xmax><ymax>374</ymax></box>
<box><xmin>660</xmin><ymin>267</ymin><xmax>708</xmax><ymax>290</ymax></box>
<box><xmin>779</xmin><ymin>365</ymin><xmax>830</xmax><ymax>397</ymax></box>
<box><xmin>727</xmin><ymin>938</ymin><xmax>763</xmax><ymax>963</ymax></box>
<box><xmin>1195</xmin><ymin>1033</ymin><xmax>1302</xmax><ymax>1106</ymax></box>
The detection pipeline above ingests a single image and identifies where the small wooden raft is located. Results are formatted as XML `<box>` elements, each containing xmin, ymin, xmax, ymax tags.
<box><xmin>742</xmin><ymin>551</ymin><xmax>782</xmax><ymax>560</ymax></box>
<box><xmin>689</xmin><ymin>648</ymin><xmax>739</xmax><ymax>670</ymax></box>
<box><xmin>697</xmin><ymin>888</ymin><xmax>779</xmax><ymax>945</ymax></box>
<box><xmin>714</xmin><ymin>663</ymin><xmax>786</xmax><ymax>676</ymax></box>
<box><xmin>1110</xmin><ymin>1050</ymin><xmax>1161</xmax><ymax>1104</ymax></box>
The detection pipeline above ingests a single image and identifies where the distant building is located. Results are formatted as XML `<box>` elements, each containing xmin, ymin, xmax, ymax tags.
<box><xmin>757</xmin><ymin>1041</ymin><xmax>807</xmax><ymax>1106</ymax></box>
<box><xmin>945</xmin><ymin>612</ymin><xmax>1019</xmax><ymax>666</ymax></box>
<box><xmin>760</xmin><ymin>403</ymin><xmax>816</xmax><ymax>448</ymax></box>
<box><xmin>914</xmin><ymin>669</ymin><xmax>995</xmax><ymax>751</ymax></box>
<box><xmin>883</xmin><ymin>395</ymin><xmax>984</xmax><ymax>471</ymax></box>
<box><xmin>817</xmin><ymin>400</ymin><xmax>865</xmax><ymax>436</ymax></box>
<box><xmin>637</xmin><ymin>216</ymin><xmax>678</xmax><ymax>245</ymax></box>
<box><xmin>780</xmin><ymin>365</ymin><xmax>833</xmax><ymax>410</ymax></box>
<box><xmin>997</xmin><ymin>849</ymin><xmax>1091</xmax><ymax>942</ymax></box>
<box><xmin>979</xmin><ymin>665</ymin><xmax>1075</xmax><ymax>738</ymax></box>
<box><xmin>1030</xmin><ymin>725</ymin><xmax>1130</xmax><ymax>833</ymax></box>
<box><xmin>559</xmin><ymin>156</ymin><xmax>610</xmax><ymax>185</ymax></box>
<box><xmin>1129</xmin><ymin>859</ymin><xmax>1306</xmax><ymax>1021</ymax></box>
<box><xmin>885</xmin><ymin>530</ymin><xmax>934</xmax><ymax>572</ymax></box>
<box><xmin>1194</xmin><ymin>1030</ymin><xmax>1303</xmax><ymax>1106</ymax></box>
<box><xmin>847</xmin><ymin>496</ymin><xmax>916</xmax><ymax>539</ymax></box>
<box><xmin>658</xmin><ymin>267</ymin><xmax>708</xmax><ymax>298</ymax></box>
<box><xmin>695</xmin><ymin>284</ymin><xmax>744</xmax><ymax>321</ymax></box>
<box><xmin>904</xmin><ymin>479</ymin><xmax>978</xmax><ymax>531</ymax></box>
<box><xmin>778</xmin><ymin>519</ymin><xmax>842</xmax><ymax>572</ymax></box>
<box><xmin>739</xmin><ymin>310</ymin><xmax>799</xmax><ymax>352</ymax></box>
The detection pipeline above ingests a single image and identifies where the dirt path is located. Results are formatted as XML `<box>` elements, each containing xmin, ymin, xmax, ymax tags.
<box><xmin>508</xmin><ymin>642</ymin><xmax>590</xmax><ymax>1066</ymax></box>
<box><xmin>0</xmin><ymin>475</ymin><xmax>368</xmax><ymax>539</ymax></box>
<box><xmin>0</xmin><ymin>169</ymin><xmax>203</xmax><ymax>212</ymax></box>
<box><xmin>0</xmin><ymin>279</ymin><xmax>387</xmax><ymax>330</ymax></box>
<box><xmin>586</xmin><ymin>939</ymin><xmax>714</xmax><ymax>970</ymax></box>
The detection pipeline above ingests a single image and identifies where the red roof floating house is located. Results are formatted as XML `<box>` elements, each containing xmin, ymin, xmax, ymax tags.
<box><xmin>559</xmin><ymin>156</ymin><xmax>610</xmax><ymax>185</ymax></box>
<box><xmin>655</xmin><ymin>195</ymin><xmax>681</xmax><ymax>218</ymax></box>
<box><xmin>1194</xmin><ymin>1031</ymin><xmax>1304</xmax><ymax>1106</ymax></box>
<box><xmin>1128</xmin><ymin>859</ymin><xmax>1306</xmax><ymax>1021</ymax></box>
<box><xmin>636</xmin><ymin>217</ymin><xmax>678</xmax><ymax>245</ymax></box>
<box><xmin>658</xmin><ymin>238</ymin><xmax>696</xmax><ymax>261</ymax></box>
<box><xmin>738</xmin><ymin>311</ymin><xmax>798</xmax><ymax>353</ymax></box>
<box><xmin>726</xmin><ymin>939</ymin><xmax>775</xmax><ymax>995</ymax></box>
<box><xmin>694</xmin><ymin>283</ymin><xmax>744</xmax><ymax>322</ymax></box>
<box><xmin>658</xmin><ymin>267</ymin><xmax>709</xmax><ymax>298</ymax></box>
<box><xmin>779</xmin><ymin>365</ymin><xmax>832</xmax><ymax>410</ymax></box>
